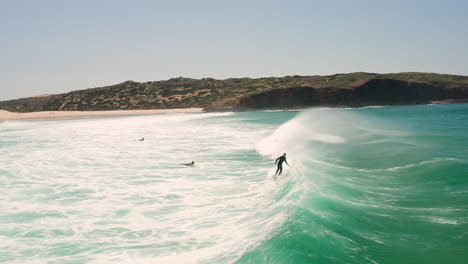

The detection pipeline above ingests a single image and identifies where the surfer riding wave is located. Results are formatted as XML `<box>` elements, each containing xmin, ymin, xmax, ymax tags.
<box><xmin>275</xmin><ymin>153</ymin><xmax>289</xmax><ymax>176</ymax></box>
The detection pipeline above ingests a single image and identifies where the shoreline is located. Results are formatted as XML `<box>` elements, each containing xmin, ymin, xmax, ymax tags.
<box><xmin>0</xmin><ymin>108</ymin><xmax>204</xmax><ymax>121</ymax></box>
<box><xmin>1</xmin><ymin>100</ymin><xmax>466</xmax><ymax>121</ymax></box>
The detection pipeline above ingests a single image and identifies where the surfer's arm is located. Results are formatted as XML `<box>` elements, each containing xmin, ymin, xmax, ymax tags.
<box><xmin>275</xmin><ymin>157</ymin><xmax>279</xmax><ymax>165</ymax></box>
<box><xmin>285</xmin><ymin>160</ymin><xmax>289</xmax><ymax>166</ymax></box>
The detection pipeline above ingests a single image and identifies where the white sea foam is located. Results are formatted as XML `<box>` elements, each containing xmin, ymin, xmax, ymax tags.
<box><xmin>2</xmin><ymin>105</ymin><xmax>467</xmax><ymax>263</ymax></box>
<box><xmin>0</xmin><ymin>112</ymin><xmax>297</xmax><ymax>264</ymax></box>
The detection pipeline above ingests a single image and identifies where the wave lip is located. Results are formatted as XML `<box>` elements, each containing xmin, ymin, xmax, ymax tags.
<box><xmin>247</xmin><ymin>104</ymin><xmax>468</xmax><ymax>264</ymax></box>
<box><xmin>256</xmin><ymin>109</ymin><xmax>348</xmax><ymax>159</ymax></box>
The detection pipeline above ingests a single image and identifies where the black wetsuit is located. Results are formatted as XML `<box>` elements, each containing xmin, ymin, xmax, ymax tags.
<box><xmin>275</xmin><ymin>156</ymin><xmax>288</xmax><ymax>175</ymax></box>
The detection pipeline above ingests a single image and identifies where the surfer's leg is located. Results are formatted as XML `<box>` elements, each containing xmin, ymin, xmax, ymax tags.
<box><xmin>277</xmin><ymin>164</ymin><xmax>283</xmax><ymax>175</ymax></box>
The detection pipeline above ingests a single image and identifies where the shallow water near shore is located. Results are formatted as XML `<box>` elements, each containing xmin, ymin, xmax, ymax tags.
<box><xmin>1</xmin><ymin>104</ymin><xmax>467</xmax><ymax>263</ymax></box>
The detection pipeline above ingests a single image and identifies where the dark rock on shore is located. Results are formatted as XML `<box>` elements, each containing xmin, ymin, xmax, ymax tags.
<box><xmin>204</xmin><ymin>78</ymin><xmax>468</xmax><ymax>111</ymax></box>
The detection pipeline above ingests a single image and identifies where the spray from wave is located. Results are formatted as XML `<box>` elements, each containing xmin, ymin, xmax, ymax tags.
<box><xmin>243</xmin><ymin>107</ymin><xmax>468</xmax><ymax>264</ymax></box>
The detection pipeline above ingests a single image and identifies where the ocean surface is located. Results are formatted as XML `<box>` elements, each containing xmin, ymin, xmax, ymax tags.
<box><xmin>0</xmin><ymin>103</ymin><xmax>467</xmax><ymax>264</ymax></box>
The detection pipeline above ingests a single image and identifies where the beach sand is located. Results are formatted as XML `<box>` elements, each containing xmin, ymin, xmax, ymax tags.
<box><xmin>0</xmin><ymin>108</ymin><xmax>204</xmax><ymax>121</ymax></box>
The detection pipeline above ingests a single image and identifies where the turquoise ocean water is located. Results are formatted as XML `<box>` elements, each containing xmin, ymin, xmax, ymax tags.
<box><xmin>0</xmin><ymin>103</ymin><xmax>467</xmax><ymax>263</ymax></box>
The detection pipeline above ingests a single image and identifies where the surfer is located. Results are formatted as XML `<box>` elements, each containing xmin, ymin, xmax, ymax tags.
<box><xmin>275</xmin><ymin>153</ymin><xmax>289</xmax><ymax>176</ymax></box>
<box><xmin>182</xmin><ymin>161</ymin><xmax>195</xmax><ymax>166</ymax></box>
<box><xmin>138</xmin><ymin>137</ymin><xmax>144</xmax><ymax>141</ymax></box>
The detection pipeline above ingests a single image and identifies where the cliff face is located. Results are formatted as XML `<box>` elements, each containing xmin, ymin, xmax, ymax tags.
<box><xmin>204</xmin><ymin>79</ymin><xmax>468</xmax><ymax>111</ymax></box>
<box><xmin>1</xmin><ymin>73</ymin><xmax>468</xmax><ymax>112</ymax></box>
<box><xmin>354</xmin><ymin>79</ymin><xmax>468</xmax><ymax>106</ymax></box>
<box><xmin>236</xmin><ymin>88</ymin><xmax>354</xmax><ymax>109</ymax></box>
<box><xmin>355</xmin><ymin>79</ymin><xmax>452</xmax><ymax>105</ymax></box>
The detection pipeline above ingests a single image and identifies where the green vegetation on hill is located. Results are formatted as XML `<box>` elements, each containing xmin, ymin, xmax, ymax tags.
<box><xmin>1</xmin><ymin>72</ymin><xmax>467</xmax><ymax>112</ymax></box>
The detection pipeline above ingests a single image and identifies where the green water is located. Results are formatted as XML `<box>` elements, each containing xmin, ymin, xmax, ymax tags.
<box><xmin>0</xmin><ymin>104</ymin><xmax>467</xmax><ymax>263</ymax></box>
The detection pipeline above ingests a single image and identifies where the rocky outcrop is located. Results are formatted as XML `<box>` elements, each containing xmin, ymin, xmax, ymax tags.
<box><xmin>217</xmin><ymin>88</ymin><xmax>355</xmax><ymax>110</ymax></box>
<box><xmin>204</xmin><ymin>79</ymin><xmax>468</xmax><ymax>111</ymax></box>
<box><xmin>353</xmin><ymin>79</ymin><xmax>467</xmax><ymax>105</ymax></box>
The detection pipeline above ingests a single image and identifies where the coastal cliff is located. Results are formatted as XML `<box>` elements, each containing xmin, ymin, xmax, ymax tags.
<box><xmin>1</xmin><ymin>72</ymin><xmax>467</xmax><ymax>112</ymax></box>
<box><xmin>205</xmin><ymin>78</ymin><xmax>468</xmax><ymax>111</ymax></box>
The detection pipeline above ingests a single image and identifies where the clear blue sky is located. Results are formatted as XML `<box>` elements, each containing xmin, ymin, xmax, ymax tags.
<box><xmin>1</xmin><ymin>0</ymin><xmax>467</xmax><ymax>100</ymax></box>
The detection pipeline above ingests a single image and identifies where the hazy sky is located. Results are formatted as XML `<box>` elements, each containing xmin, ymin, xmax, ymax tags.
<box><xmin>1</xmin><ymin>0</ymin><xmax>467</xmax><ymax>100</ymax></box>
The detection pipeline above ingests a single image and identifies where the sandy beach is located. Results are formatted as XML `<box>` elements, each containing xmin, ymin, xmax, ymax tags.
<box><xmin>0</xmin><ymin>108</ymin><xmax>204</xmax><ymax>121</ymax></box>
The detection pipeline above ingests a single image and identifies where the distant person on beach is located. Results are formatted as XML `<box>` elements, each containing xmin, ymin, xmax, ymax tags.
<box><xmin>182</xmin><ymin>161</ymin><xmax>195</xmax><ymax>166</ymax></box>
<box><xmin>138</xmin><ymin>137</ymin><xmax>144</xmax><ymax>141</ymax></box>
<box><xmin>275</xmin><ymin>153</ymin><xmax>289</xmax><ymax>176</ymax></box>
